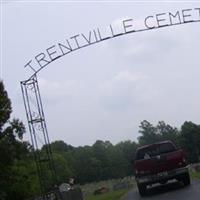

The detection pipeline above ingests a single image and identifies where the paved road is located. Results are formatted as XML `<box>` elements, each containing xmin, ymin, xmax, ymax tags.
<box><xmin>123</xmin><ymin>179</ymin><xmax>200</xmax><ymax>200</ymax></box>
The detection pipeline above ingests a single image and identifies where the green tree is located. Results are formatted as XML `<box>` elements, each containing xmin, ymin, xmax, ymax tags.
<box><xmin>0</xmin><ymin>81</ymin><xmax>37</xmax><ymax>200</ymax></box>
<box><xmin>138</xmin><ymin>120</ymin><xmax>179</xmax><ymax>146</ymax></box>
<box><xmin>50</xmin><ymin>140</ymin><xmax>74</xmax><ymax>153</ymax></box>
<box><xmin>72</xmin><ymin>145</ymin><xmax>97</xmax><ymax>183</ymax></box>
<box><xmin>156</xmin><ymin>121</ymin><xmax>179</xmax><ymax>145</ymax></box>
<box><xmin>92</xmin><ymin>140</ymin><xmax>112</xmax><ymax>180</ymax></box>
<box><xmin>115</xmin><ymin>140</ymin><xmax>138</xmax><ymax>175</ymax></box>
<box><xmin>138</xmin><ymin>120</ymin><xmax>158</xmax><ymax>145</ymax></box>
<box><xmin>53</xmin><ymin>153</ymin><xmax>74</xmax><ymax>184</ymax></box>
<box><xmin>180</xmin><ymin>121</ymin><xmax>200</xmax><ymax>162</ymax></box>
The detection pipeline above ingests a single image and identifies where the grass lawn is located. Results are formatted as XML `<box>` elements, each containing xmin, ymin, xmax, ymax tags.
<box><xmin>190</xmin><ymin>171</ymin><xmax>200</xmax><ymax>179</ymax></box>
<box><xmin>80</xmin><ymin>177</ymin><xmax>135</xmax><ymax>199</ymax></box>
<box><xmin>85</xmin><ymin>189</ymin><xmax>129</xmax><ymax>200</ymax></box>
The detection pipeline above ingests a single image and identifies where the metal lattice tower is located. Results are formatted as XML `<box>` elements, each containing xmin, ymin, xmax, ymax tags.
<box><xmin>21</xmin><ymin>75</ymin><xmax>59</xmax><ymax>199</ymax></box>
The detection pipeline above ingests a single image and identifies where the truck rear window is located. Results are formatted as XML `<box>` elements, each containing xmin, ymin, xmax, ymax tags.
<box><xmin>136</xmin><ymin>143</ymin><xmax>175</xmax><ymax>160</ymax></box>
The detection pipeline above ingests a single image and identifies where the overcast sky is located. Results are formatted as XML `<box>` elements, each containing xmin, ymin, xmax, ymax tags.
<box><xmin>1</xmin><ymin>1</ymin><xmax>200</xmax><ymax>147</ymax></box>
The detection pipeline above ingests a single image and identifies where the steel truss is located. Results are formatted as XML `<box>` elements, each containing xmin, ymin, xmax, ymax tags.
<box><xmin>21</xmin><ymin>75</ymin><xmax>60</xmax><ymax>199</ymax></box>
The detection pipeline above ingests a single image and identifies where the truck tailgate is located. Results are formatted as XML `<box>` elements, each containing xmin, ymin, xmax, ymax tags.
<box><xmin>134</xmin><ymin>150</ymin><xmax>185</xmax><ymax>174</ymax></box>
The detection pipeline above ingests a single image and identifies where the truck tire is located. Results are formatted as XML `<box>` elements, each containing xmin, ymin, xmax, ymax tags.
<box><xmin>137</xmin><ymin>183</ymin><xmax>146</xmax><ymax>196</ymax></box>
<box><xmin>182</xmin><ymin>172</ymin><xmax>191</xmax><ymax>186</ymax></box>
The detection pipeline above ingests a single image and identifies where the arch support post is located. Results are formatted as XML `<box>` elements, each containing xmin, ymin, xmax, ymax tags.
<box><xmin>21</xmin><ymin>75</ymin><xmax>61</xmax><ymax>199</ymax></box>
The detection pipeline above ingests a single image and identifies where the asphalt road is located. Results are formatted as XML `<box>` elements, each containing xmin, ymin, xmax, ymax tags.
<box><xmin>123</xmin><ymin>179</ymin><xmax>200</xmax><ymax>200</ymax></box>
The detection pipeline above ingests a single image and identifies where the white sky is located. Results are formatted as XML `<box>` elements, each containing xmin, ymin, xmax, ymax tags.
<box><xmin>1</xmin><ymin>1</ymin><xmax>200</xmax><ymax>147</ymax></box>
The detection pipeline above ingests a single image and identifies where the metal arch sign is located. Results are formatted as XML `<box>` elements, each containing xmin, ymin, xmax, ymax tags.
<box><xmin>20</xmin><ymin>7</ymin><xmax>200</xmax><ymax>198</ymax></box>
<box><xmin>24</xmin><ymin>8</ymin><xmax>200</xmax><ymax>77</ymax></box>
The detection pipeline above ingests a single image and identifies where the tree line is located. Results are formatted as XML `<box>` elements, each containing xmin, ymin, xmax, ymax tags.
<box><xmin>0</xmin><ymin>81</ymin><xmax>200</xmax><ymax>199</ymax></box>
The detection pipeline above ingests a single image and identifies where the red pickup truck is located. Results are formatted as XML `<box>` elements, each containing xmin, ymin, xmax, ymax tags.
<box><xmin>133</xmin><ymin>140</ymin><xmax>190</xmax><ymax>196</ymax></box>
